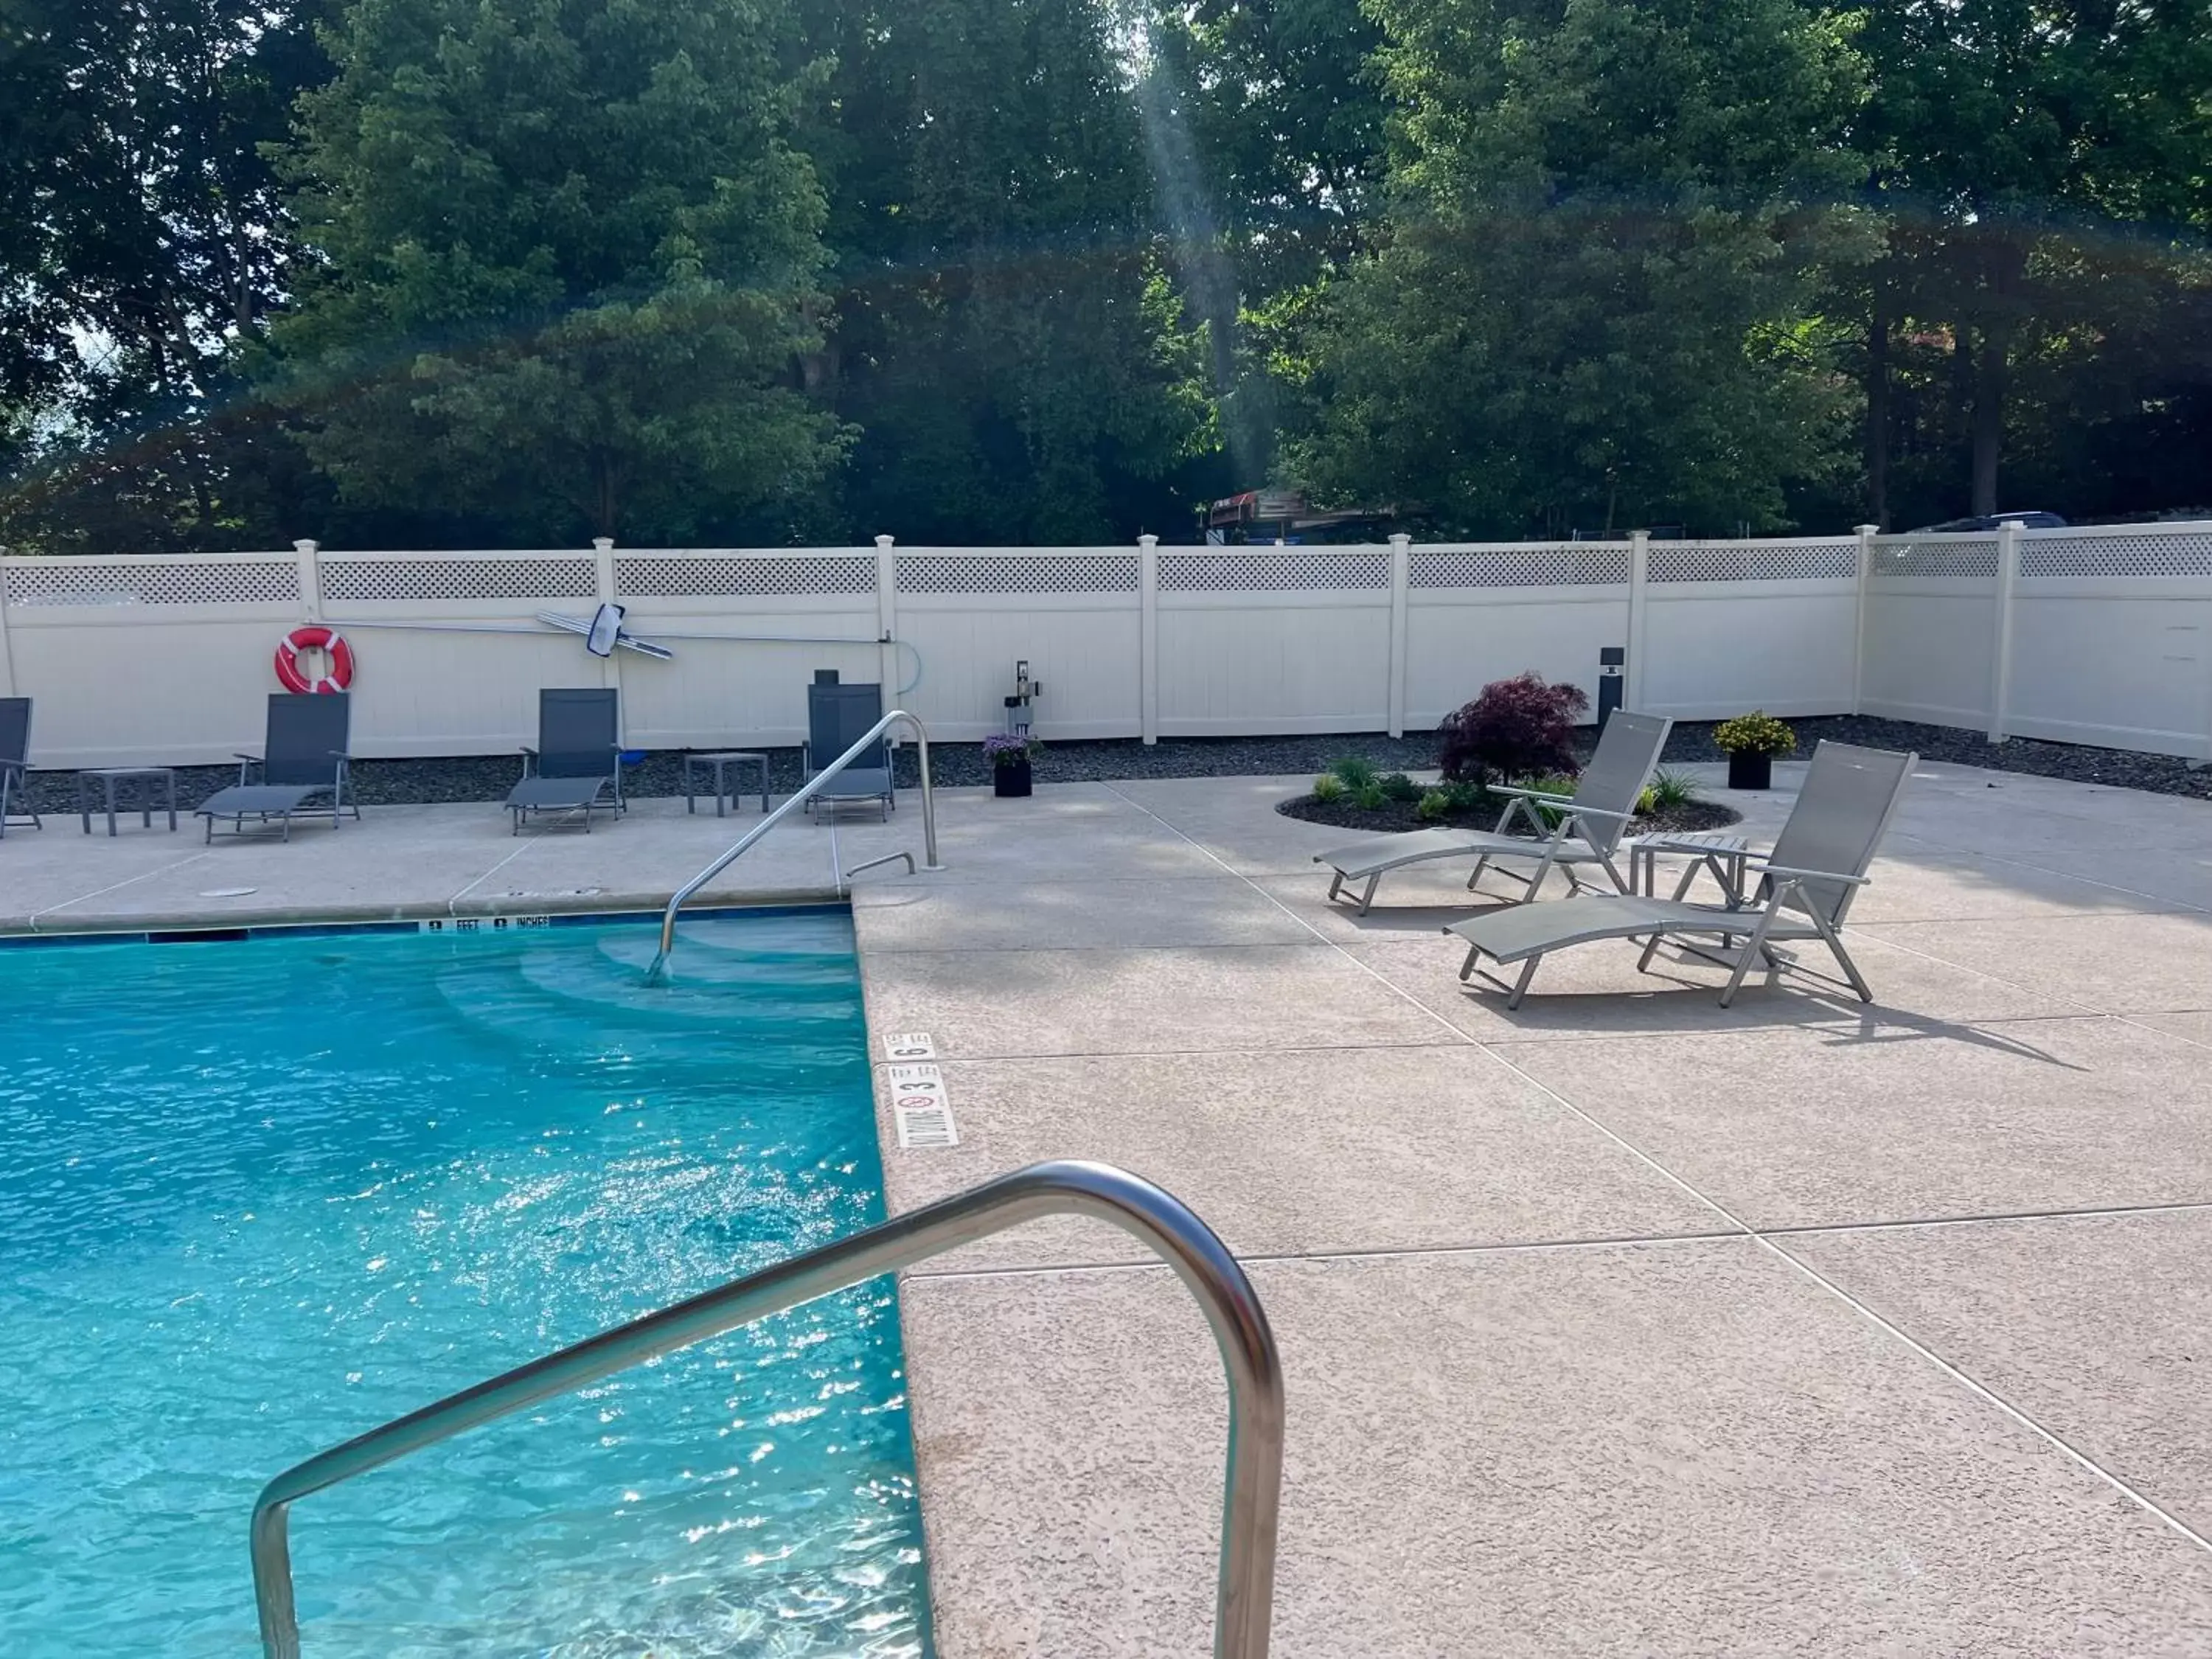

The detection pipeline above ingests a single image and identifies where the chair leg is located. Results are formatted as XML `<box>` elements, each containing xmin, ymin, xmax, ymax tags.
<box><xmin>1808</xmin><ymin>912</ymin><xmax>1874</xmax><ymax>1001</ymax></box>
<box><xmin>1506</xmin><ymin>955</ymin><xmax>1543</xmax><ymax>1010</ymax></box>
<box><xmin>1357</xmin><ymin>873</ymin><xmax>1380</xmax><ymax>916</ymax></box>
<box><xmin>1717</xmin><ymin>905</ymin><xmax>1784</xmax><ymax>1007</ymax></box>
<box><xmin>1458</xmin><ymin>945</ymin><xmax>1483</xmax><ymax>981</ymax></box>
<box><xmin>1326</xmin><ymin>870</ymin><xmax>1343</xmax><ymax>903</ymax></box>
<box><xmin>1466</xmin><ymin>855</ymin><xmax>1492</xmax><ymax>892</ymax></box>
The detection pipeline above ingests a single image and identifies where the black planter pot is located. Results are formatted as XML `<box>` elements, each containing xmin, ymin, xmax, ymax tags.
<box><xmin>994</xmin><ymin>758</ymin><xmax>1033</xmax><ymax>798</ymax></box>
<box><xmin>1726</xmin><ymin>751</ymin><xmax>1774</xmax><ymax>790</ymax></box>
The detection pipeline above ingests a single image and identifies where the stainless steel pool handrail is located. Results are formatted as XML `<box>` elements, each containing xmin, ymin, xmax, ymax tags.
<box><xmin>248</xmin><ymin>1160</ymin><xmax>1284</xmax><ymax>1659</ymax></box>
<box><xmin>647</xmin><ymin>707</ymin><xmax>941</xmax><ymax>978</ymax></box>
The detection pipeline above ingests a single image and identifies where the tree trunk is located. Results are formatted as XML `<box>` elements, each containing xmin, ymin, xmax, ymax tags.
<box><xmin>1969</xmin><ymin>318</ymin><xmax>2008</xmax><ymax>518</ymax></box>
<box><xmin>1967</xmin><ymin>237</ymin><xmax>2027</xmax><ymax>519</ymax></box>
<box><xmin>1865</xmin><ymin>280</ymin><xmax>1891</xmax><ymax>529</ymax></box>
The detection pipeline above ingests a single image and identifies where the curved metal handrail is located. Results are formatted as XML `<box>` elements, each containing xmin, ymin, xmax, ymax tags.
<box><xmin>647</xmin><ymin>706</ymin><xmax>941</xmax><ymax>978</ymax></box>
<box><xmin>248</xmin><ymin>1160</ymin><xmax>1284</xmax><ymax>1659</ymax></box>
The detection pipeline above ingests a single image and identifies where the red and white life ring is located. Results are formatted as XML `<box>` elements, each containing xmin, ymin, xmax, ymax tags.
<box><xmin>274</xmin><ymin>625</ymin><xmax>355</xmax><ymax>695</ymax></box>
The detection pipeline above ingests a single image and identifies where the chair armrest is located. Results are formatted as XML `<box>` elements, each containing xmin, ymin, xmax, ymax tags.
<box><xmin>1492</xmin><ymin>785</ymin><xmax>1576</xmax><ymax>806</ymax></box>
<box><xmin>1747</xmin><ymin>861</ymin><xmax>1871</xmax><ymax>887</ymax></box>
<box><xmin>234</xmin><ymin>752</ymin><xmax>262</xmax><ymax>763</ymax></box>
<box><xmin>1556</xmin><ymin>801</ymin><xmax>1637</xmax><ymax>823</ymax></box>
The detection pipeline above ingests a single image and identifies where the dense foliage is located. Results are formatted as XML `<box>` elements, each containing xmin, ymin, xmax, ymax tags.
<box><xmin>1438</xmin><ymin>672</ymin><xmax>1590</xmax><ymax>784</ymax></box>
<box><xmin>3</xmin><ymin>0</ymin><xmax>2209</xmax><ymax>550</ymax></box>
<box><xmin>1711</xmin><ymin>711</ymin><xmax>1797</xmax><ymax>756</ymax></box>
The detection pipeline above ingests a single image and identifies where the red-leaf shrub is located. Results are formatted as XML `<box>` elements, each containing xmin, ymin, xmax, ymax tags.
<box><xmin>1437</xmin><ymin>672</ymin><xmax>1590</xmax><ymax>784</ymax></box>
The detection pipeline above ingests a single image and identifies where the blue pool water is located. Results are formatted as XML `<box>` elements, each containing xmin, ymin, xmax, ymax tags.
<box><xmin>0</xmin><ymin>913</ymin><xmax>928</xmax><ymax>1658</ymax></box>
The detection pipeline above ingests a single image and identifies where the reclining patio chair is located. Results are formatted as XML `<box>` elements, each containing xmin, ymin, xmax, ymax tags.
<box><xmin>0</xmin><ymin>697</ymin><xmax>40</xmax><ymax>840</ymax></box>
<box><xmin>1315</xmin><ymin>711</ymin><xmax>1672</xmax><ymax>914</ymax></box>
<box><xmin>801</xmin><ymin>678</ymin><xmax>894</xmax><ymax>821</ymax></box>
<box><xmin>508</xmin><ymin>688</ymin><xmax>625</xmax><ymax>834</ymax></box>
<box><xmin>1446</xmin><ymin>741</ymin><xmax>1915</xmax><ymax>1009</ymax></box>
<box><xmin>196</xmin><ymin>693</ymin><xmax>358</xmax><ymax>843</ymax></box>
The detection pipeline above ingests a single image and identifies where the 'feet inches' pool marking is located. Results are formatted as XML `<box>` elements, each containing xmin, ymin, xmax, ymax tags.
<box><xmin>883</xmin><ymin>1035</ymin><xmax>958</xmax><ymax>1149</ymax></box>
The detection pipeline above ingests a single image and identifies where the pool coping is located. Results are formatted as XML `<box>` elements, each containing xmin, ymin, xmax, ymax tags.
<box><xmin>0</xmin><ymin>888</ymin><xmax>848</xmax><ymax>945</ymax></box>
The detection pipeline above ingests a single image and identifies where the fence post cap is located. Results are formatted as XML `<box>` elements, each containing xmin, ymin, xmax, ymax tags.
<box><xmin>293</xmin><ymin>539</ymin><xmax>319</xmax><ymax>554</ymax></box>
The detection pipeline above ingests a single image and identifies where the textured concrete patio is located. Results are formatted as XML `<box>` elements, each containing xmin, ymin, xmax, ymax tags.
<box><xmin>7</xmin><ymin>756</ymin><xmax>2212</xmax><ymax>1653</ymax></box>
<box><xmin>861</xmin><ymin>760</ymin><xmax>2212</xmax><ymax>1658</ymax></box>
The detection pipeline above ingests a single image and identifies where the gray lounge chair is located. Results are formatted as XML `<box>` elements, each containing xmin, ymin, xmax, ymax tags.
<box><xmin>1446</xmin><ymin>741</ymin><xmax>1916</xmax><ymax>1008</ymax></box>
<box><xmin>801</xmin><ymin>677</ymin><xmax>894</xmax><ymax>821</ymax></box>
<box><xmin>508</xmin><ymin>688</ymin><xmax>625</xmax><ymax>833</ymax></box>
<box><xmin>0</xmin><ymin>698</ymin><xmax>39</xmax><ymax>839</ymax></box>
<box><xmin>196</xmin><ymin>693</ymin><xmax>358</xmax><ymax>843</ymax></box>
<box><xmin>1315</xmin><ymin>710</ymin><xmax>1673</xmax><ymax>914</ymax></box>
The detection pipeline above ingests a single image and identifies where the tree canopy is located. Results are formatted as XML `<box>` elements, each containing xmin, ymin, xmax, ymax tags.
<box><xmin>1287</xmin><ymin>0</ymin><xmax>1872</xmax><ymax>538</ymax></box>
<box><xmin>268</xmin><ymin>0</ymin><xmax>846</xmax><ymax>545</ymax></box>
<box><xmin>2</xmin><ymin>0</ymin><xmax>2208</xmax><ymax>549</ymax></box>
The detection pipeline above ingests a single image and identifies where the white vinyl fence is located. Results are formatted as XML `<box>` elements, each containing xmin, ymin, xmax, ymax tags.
<box><xmin>2</xmin><ymin>524</ymin><xmax>2208</xmax><ymax>769</ymax></box>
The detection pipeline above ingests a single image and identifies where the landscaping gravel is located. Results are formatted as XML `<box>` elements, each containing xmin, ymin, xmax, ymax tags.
<box><xmin>1279</xmin><ymin>793</ymin><xmax>1741</xmax><ymax>837</ymax></box>
<box><xmin>13</xmin><ymin>714</ymin><xmax>2207</xmax><ymax>814</ymax></box>
<box><xmin>1661</xmin><ymin>714</ymin><xmax>2211</xmax><ymax>799</ymax></box>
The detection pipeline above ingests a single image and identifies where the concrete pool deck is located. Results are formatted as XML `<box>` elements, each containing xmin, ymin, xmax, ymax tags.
<box><xmin>9</xmin><ymin>757</ymin><xmax>2212</xmax><ymax>1653</ymax></box>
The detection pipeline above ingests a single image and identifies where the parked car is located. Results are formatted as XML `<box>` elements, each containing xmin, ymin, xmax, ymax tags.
<box><xmin>1906</xmin><ymin>509</ymin><xmax>2068</xmax><ymax>532</ymax></box>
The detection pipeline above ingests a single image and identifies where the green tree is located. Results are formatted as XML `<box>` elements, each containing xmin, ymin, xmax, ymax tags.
<box><xmin>0</xmin><ymin>0</ymin><xmax>328</xmax><ymax>551</ymax></box>
<box><xmin>1286</xmin><ymin>0</ymin><xmax>1871</xmax><ymax>538</ymax></box>
<box><xmin>271</xmin><ymin>0</ymin><xmax>844</xmax><ymax>545</ymax></box>
<box><xmin>1852</xmin><ymin>0</ymin><xmax>2212</xmax><ymax>522</ymax></box>
<box><xmin>808</xmin><ymin>0</ymin><xmax>1217</xmax><ymax>543</ymax></box>
<box><xmin>1133</xmin><ymin>0</ymin><xmax>1388</xmax><ymax>477</ymax></box>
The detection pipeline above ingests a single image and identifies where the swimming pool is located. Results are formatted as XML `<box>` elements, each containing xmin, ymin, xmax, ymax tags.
<box><xmin>0</xmin><ymin>912</ymin><xmax>929</xmax><ymax>1658</ymax></box>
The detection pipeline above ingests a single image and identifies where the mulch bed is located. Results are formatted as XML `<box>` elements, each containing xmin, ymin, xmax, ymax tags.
<box><xmin>1278</xmin><ymin>793</ymin><xmax>1742</xmax><ymax>838</ymax></box>
<box><xmin>13</xmin><ymin>713</ymin><xmax>2205</xmax><ymax>813</ymax></box>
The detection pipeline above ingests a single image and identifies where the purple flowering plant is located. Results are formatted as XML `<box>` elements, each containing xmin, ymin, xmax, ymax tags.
<box><xmin>981</xmin><ymin>731</ymin><xmax>1039</xmax><ymax>768</ymax></box>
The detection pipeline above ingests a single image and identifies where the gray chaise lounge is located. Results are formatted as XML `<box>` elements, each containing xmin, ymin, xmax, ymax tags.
<box><xmin>507</xmin><ymin>688</ymin><xmax>625</xmax><ymax>833</ymax></box>
<box><xmin>0</xmin><ymin>697</ymin><xmax>39</xmax><ymax>839</ymax></box>
<box><xmin>801</xmin><ymin>677</ymin><xmax>894</xmax><ymax>821</ymax></box>
<box><xmin>196</xmin><ymin>693</ymin><xmax>358</xmax><ymax>843</ymax></box>
<box><xmin>1315</xmin><ymin>710</ymin><xmax>1673</xmax><ymax>914</ymax></box>
<box><xmin>1447</xmin><ymin>740</ymin><xmax>1916</xmax><ymax>1008</ymax></box>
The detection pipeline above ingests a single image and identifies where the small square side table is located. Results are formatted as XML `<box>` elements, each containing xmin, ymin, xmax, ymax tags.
<box><xmin>684</xmin><ymin>751</ymin><xmax>771</xmax><ymax>817</ymax></box>
<box><xmin>77</xmin><ymin>767</ymin><xmax>178</xmax><ymax>836</ymax></box>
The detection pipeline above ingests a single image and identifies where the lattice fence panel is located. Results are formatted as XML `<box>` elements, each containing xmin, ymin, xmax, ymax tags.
<box><xmin>896</xmin><ymin>554</ymin><xmax>1138</xmax><ymax>594</ymax></box>
<box><xmin>320</xmin><ymin>557</ymin><xmax>597</xmax><ymax>602</ymax></box>
<box><xmin>1650</xmin><ymin>543</ymin><xmax>1857</xmax><ymax>582</ymax></box>
<box><xmin>1159</xmin><ymin>551</ymin><xmax>1389</xmax><ymax>591</ymax></box>
<box><xmin>3</xmin><ymin>560</ymin><xmax>300</xmax><ymax>606</ymax></box>
<box><xmin>616</xmin><ymin>554</ymin><xmax>877</xmax><ymax>597</ymax></box>
<box><xmin>2022</xmin><ymin>532</ymin><xmax>2212</xmax><ymax>579</ymax></box>
<box><xmin>1869</xmin><ymin>538</ymin><xmax>2000</xmax><ymax>579</ymax></box>
<box><xmin>1411</xmin><ymin>546</ymin><xmax>1628</xmax><ymax>588</ymax></box>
